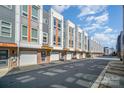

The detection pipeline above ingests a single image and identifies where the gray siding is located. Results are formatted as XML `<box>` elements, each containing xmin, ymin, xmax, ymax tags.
<box><xmin>43</xmin><ymin>10</ymin><xmax>49</xmax><ymax>33</ymax></box>
<box><xmin>0</xmin><ymin>5</ymin><xmax>15</xmax><ymax>43</ymax></box>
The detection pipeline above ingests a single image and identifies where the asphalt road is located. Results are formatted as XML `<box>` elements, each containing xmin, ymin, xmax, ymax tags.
<box><xmin>0</xmin><ymin>58</ymin><xmax>111</xmax><ymax>88</ymax></box>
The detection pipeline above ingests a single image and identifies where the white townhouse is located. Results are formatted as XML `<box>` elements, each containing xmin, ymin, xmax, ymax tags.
<box><xmin>64</xmin><ymin>20</ymin><xmax>76</xmax><ymax>60</ymax></box>
<box><xmin>49</xmin><ymin>8</ymin><xmax>64</xmax><ymax>61</ymax></box>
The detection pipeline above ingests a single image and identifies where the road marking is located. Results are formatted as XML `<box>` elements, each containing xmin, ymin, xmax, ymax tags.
<box><xmin>91</xmin><ymin>63</ymin><xmax>109</xmax><ymax>88</ymax></box>
<box><xmin>65</xmin><ymin>77</ymin><xmax>76</xmax><ymax>83</ymax></box>
<box><xmin>16</xmin><ymin>75</ymin><xmax>30</xmax><ymax>80</ymax></box>
<box><xmin>76</xmin><ymin>79</ymin><xmax>91</xmax><ymax>87</ymax></box>
<box><xmin>51</xmin><ymin>69</ymin><xmax>67</xmax><ymax>73</ymax></box>
<box><xmin>42</xmin><ymin>72</ymin><xmax>58</xmax><ymax>76</ymax></box>
<box><xmin>74</xmin><ymin>73</ymin><xmax>83</xmax><ymax>77</ymax></box>
<box><xmin>50</xmin><ymin>84</ymin><xmax>67</xmax><ymax>88</ymax></box>
<box><xmin>20</xmin><ymin>77</ymin><xmax>35</xmax><ymax>83</ymax></box>
<box><xmin>37</xmin><ymin>71</ymin><xmax>45</xmax><ymax>74</ymax></box>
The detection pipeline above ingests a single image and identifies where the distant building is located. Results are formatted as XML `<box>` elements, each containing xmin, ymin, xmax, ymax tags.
<box><xmin>104</xmin><ymin>47</ymin><xmax>114</xmax><ymax>56</ymax></box>
<box><xmin>88</xmin><ymin>38</ymin><xmax>104</xmax><ymax>57</ymax></box>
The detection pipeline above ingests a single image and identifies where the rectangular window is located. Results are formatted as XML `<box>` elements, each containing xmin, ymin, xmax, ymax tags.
<box><xmin>32</xmin><ymin>5</ymin><xmax>39</xmax><ymax>20</ymax></box>
<box><xmin>22</xmin><ymin>25</ymin><xmax>27</xmax><ymax>41</ymax></box>
<box><xmin>43</xmin><ymin>18</ymin><xmax>48</xmax><ymax>24</ymax></box>
<box><xmin>69</xmin><ymin>27</ymin><xmax>74</xmax><ymax>48</ymax></box>
<box><xmin>0</xmin><ymin>21</ymin><xmax>12</xmax><ymax>37</ymax></box>
<box><xmin>22</xmin><ymin>5</ymin><xmax>28</xmax><ymax>16</ymax></box>
<box><xmin>31</xmin><ymin>28</ymin><xmax>38</xmax><ymax>43</ymax></box>
<box><xmin>43</xmin><ymin>32</ymin><xmax>48</xmax><ymax>44</ymax></box>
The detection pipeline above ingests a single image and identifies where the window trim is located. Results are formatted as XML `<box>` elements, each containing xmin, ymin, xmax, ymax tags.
<box><xmin>31</xmin><ymin>5</ymin><xmax>39</xmax><ymax>20</ymax></box>
<box><xmin>43</xmin><ymin>18</ymin><xmax>48</xmax><ymax>24</ymax></box>
<box><xmin>43</xmin><ymin>32</ymin><xmax>48</xmax><ymax>44</ymax></box>
<box><xmin>22</xmin><ymin>5</ymin><xmax>28</xmax><ymax>17</ymax></box>
<box><xmin>21</xmin><ymin>24</ymin><xmax>28</xmax><ymax>42</ymax></box>
<box><xmin>0</xmin><ymin>20</ymin><xmax>12</xmax><ymax>38</ymax></box>
<box><xmin>31</xmin><ymin>28</ymin><xmax>38</xmax><ymax>43</ymax></box>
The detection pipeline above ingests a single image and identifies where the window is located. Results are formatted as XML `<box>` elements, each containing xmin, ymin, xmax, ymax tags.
<box><xmin>53</xmin><ymin>35</ymin><xmax>56</xmax><ymax>45</ymax></box>
<box><xmin>3</xmin><ymin>5</ymin><xmax>12</xmax><ymax>9</ymax></box>
<box><xmin>22</xmin><ymin>25</ymin><xmax>27</xmax><ymax>41</ymax></box>
<box><xmin>31</xmin><ymin>28</ymin><xmax>38</xmax><ymax>43</ymax></box>
<box><xmin>53</xmin><ymin>17</ymin><xmax>62</xmax><ymax>46</ymax></box>
<box><xmin>22</xmin><ymin>5</ymin><xmax>28</xmax><ymax>16</ymax></box>
<box><xmin>58</xmin><ymin>37</ymin><xmax>61</xmax><ymax>45</ymax></box>
<box><xmin>0</xmin><ymin>21</ymin><xmax>12</xmax><ymax>37</ymax></box>
<box><xmin>43</xmin><ymin>18</ymin><xmax>48</xmax><ymax>24</ymax></box>
<box><xmin>43</xmin><ymin>32</ymin><xmax>48</xmax><ymax>44</ymax></box>
<box><xmin>32</xmin><ymin>5</ymin><xmax>39</xmax><ymax>20</ymax></box>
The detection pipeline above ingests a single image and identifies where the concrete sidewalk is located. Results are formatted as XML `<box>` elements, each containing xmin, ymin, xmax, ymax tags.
<box><xmin>97</xmin><ymin>61</ymin><xmax>124</xmax><ymax>88</ymax></box>
<box><xmin>0</xmin><ymin>58</ymin><xmax>85</xmax><ymax>78</ymax></box>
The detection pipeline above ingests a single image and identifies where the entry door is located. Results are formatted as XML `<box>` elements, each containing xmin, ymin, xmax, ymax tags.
<box><xmin>41</xmin><ymin>51</ymin><xmax>47</xmax><ymax>63</ymax></box>
<box><xmin>0</xmin><ymin>50</ymin><xmax>8</xmax><ymax>68</ymax></box>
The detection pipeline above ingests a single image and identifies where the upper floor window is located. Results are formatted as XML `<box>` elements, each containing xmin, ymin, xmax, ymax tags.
<box><xmin>31</xmin><ymin>28</ymin><xmax>38</xmax><ymax>43</ymax></box>
<box><xmin>0</xmin><ymin>20</ymin><xmax>12</xmax><ymax>37</ymax></box>
<box><xmin>32</xmin><ymin>5</ymin><xmax>39</xmax><ymax>20</ymax></box>
<box><xmin>22</xmin><ymin>5</ymin><xmax>28</xmax><ymax>16</ymax></box>
<box><xmin>22</xmin><ymin>25</ymin><xmax>28</xmax><ymax>41</ymax></box>
<box><xmin>43</xmin><ymin>18</ymin><xmax>48</xmax><ymax>24</ymax></box>
<box><xmin>43</xmin><ymin>32</ymin><xmax>48</xmax><ymax>45</ymax></box>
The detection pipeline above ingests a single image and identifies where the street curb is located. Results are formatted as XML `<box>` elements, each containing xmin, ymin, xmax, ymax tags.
<box><xmin>91</xmin><ymin>62</ymin><xmax>109</xmax><ymax>88</ymax></box>
<box><xmin>5</xmin><ymin>59</ymin><xmax>86</xmax><ymax>77</ymax></box>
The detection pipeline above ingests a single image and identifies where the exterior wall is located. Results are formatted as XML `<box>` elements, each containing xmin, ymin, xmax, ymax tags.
<box><xmin>75</xmin><ymin>26</ymin><xmax>82</xmax><ymax>51</ymax></box>
<box><xmin>0</xmin><ymin>6</ymin><xmax>17</xmax><ymax>69</ymax></box>
<box><xmin>15</xmin><ymin>5</ymin><xmax>43</xmax><ymax>66</ymax></box>
<box><xmin>0</xmin><ymin>5</ymin><xmax>15</xmax><ymax>43</ymax></box>
<box><xmin>120</xmin><ymin>31</ymin><xmax>124</xmax><ymax>58</ymax></box>
<box><xmin>64</xmin><ymin>20</ymin><xmax>75</xmax><ymax>51</ymax></box>
<box><xmin>15</xmin><ymin>5</ymin><xmax>43</xmax><ymax>49</ymax></box>
<box><xmin>88</xmin><ymin>37</ymin><xmax>103</xmax><ymax>57</ymax></box>
<box><xmin>49</xmin><ymin>8</ymin><xmax>64</xmax><ymax>50</ymax></box>
<box><xmin>43</xmin><ymin>10</ymin><xmax>49</xmax><ymax>45</ymax></box>
<box><xmin>84</xmin><ymin>31</ymin><xmax>88</xmax><ymax>52</ymax></box>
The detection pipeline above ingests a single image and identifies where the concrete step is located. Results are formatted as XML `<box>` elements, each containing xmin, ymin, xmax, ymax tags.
<box><xmin>106</xmin><ymin>68</ymin><xmax>124</xmax><ymax>76</ymax></box>
<box><xmin>109</xmin><ymin>63</ymin><xmax>124</xmax><ymax>68</ymax></box>
<box><xmin>108</xmin><ymin>66</ymin><xmax>124</xmax><ymax>71</ymax></box>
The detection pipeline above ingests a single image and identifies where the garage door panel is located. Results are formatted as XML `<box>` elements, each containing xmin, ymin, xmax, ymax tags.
<box><xmin>67</xmin><ymin>53</ymin><xmax>72</xmax><ymax>60</ymax></box>
<box><xmin>50</xmin><ymin>52</ymin><xmax>59</xmax><ymax>61</ymax></box>
<box><xmin>20</xmin><ymin>51</ymin><xmax>37</xmax><ymax>66</ymax></box>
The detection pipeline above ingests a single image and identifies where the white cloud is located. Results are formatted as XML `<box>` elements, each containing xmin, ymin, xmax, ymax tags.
<box><xmin>86</xmin><ymin>16</ymin><xmax>95</xmax><ymax>22</ymax></box>
<box><xmin>52</xmin><ymin>5</ymin><xmax>70</xmax><ymax>13</ymax></box>
<box><xmin>83</xmin><ymin>23</ymin><xmax>101</xmax><ymax>32</ymax></box>
<box><xmin>77</xmin><ymin>5</ymin><xmax>107</xmax><ymax>17</ymax></box>
<box><xmin>104</xmin><ymin>27</ymin><xmax>113</xmax><ymax>33</ymax></box>
<box><xmin>94</xmin><ymin>12</ymin><xmax>109</xmax><ymax>24</ymax></box>
<box><xmin>93</xmin><ymin>32</ymin><xmax>117</xmax><ymax>48</ymax></box>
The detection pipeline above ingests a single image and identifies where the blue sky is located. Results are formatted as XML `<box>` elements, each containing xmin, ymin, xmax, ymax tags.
<box><xmin>43</xmin><ymin>5</ymin><xmax>122</xmax><ymax>49</ymax></box>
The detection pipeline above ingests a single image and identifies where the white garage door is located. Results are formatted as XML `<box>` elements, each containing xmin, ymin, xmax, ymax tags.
<box><xmin>67</xmin><ymin>53</ymin><xmax>72</xmax><ymax>60</ymax></box>
<box><xmin>76</xmin><ymin>53</ymin><xmax>80</xmax><ymax>59</ymax></box>
<box><xmin>50</xmin><ymin>52</ymin><xmax>59</xmax><ymax>61</ymax></box>
<box><xmin>20</xmin><ymin>51</ymin><xmax>37</xmax><ymax>66</ymax></box>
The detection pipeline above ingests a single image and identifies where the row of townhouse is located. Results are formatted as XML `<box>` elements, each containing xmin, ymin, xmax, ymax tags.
<box><xmin>88</xmin><ymin>37</ymin><xmax>104</xmax><ymax>57</ymax></box>
<box><xmin>0</xmin><ymin>5</ymin><xmax>103</xmax><ymax>69</ymax></box>
<box><xmin>116</xmin><ymin>31</ymin><xmax>124</xmax><ymax>60</ymax></box>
